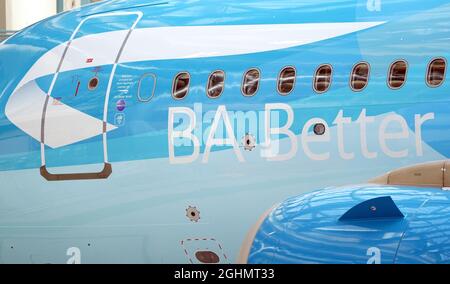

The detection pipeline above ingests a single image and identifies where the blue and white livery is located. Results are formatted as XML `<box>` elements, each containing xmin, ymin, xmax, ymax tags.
<box><xmin>0</xmin><ymin>0</ymin><xmax>449</xmax><ymax>264</ymax></box>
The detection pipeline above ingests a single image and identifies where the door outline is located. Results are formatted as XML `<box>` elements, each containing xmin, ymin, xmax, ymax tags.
<box><xmin>40</xmin><ymin>11</ymin><xmax>143</xmax><ymax>181</ymax></box>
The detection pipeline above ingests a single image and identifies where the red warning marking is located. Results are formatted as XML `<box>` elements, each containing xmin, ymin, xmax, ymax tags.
<box><xmin>52</xmin><ymin>97</ymin><xmax>63</xmax><ymax>106</ymax></box>
<box><xmin>74</xmin><ymin>81</ymin><xmax>80</xmax><ymax>96</ymax></box>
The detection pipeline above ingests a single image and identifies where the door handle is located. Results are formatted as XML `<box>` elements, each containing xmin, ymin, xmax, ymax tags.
<box><xmin>40</xmin><ymin>163</ymin><xmax>112</xmax><ymax>181</ymax></box>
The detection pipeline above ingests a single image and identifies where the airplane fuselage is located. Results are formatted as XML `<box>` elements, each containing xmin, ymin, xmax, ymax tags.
<box><xmin>0</xmin><ymin>0</ymin><xmax>449</xmax><ymax>264</ymax></box>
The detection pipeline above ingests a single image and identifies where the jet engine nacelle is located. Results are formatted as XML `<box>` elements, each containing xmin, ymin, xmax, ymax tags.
<box><xmin>240</xmin><ymin>161</ymin><xmax>450</xmax><ymax>264</ymax></box>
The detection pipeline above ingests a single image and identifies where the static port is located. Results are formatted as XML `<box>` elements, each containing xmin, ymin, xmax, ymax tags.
<box><xmin>314</xmin><ymin>123</ymin><xmax>326</xmax><ymax>136</ymax></box>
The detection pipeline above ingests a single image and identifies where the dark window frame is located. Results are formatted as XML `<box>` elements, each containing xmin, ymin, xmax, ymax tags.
<box><xmin>206</xmin><ymin>70</ymin><xmax>226</xmax><ymax>99</ymax></box>
<box><xmin>313</xmin><ymin>64</ymin><xmax>333</xmax><ymax>94</ymax></box>
<box><xmin>426</xmin><ymin>57</ymin><xmax>447</xmax><ymax>88</ymax></box>
<box><xmin>241</xmin><ymin>68</ymin><xmax>261</xmax><ymax>97</ymax></box>
<box><xmin>277</xmin><ymin>66</ymin><xmax>297</xmax><ymax>96</ymax></box>
<box><xmin>349</xmin><ymin>62</ymin><xmax>371</xmax><ymax>92</ymax></box>
<box><xmin>172</xmin><ymin>71</ymin><xmax>191</xmax><ymax>100</ymax></box>
<box><xmin>387</xmin><ymin>60</ymin><xmax>408</xmax><ymax>90</ymax></box>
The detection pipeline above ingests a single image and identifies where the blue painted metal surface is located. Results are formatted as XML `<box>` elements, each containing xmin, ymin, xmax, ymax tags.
<box><xmin>0</xmin><ymin>0</ymin><xmax>448</xmax><ymax>263</ymax></box>
<box><xmin>248</xmin><ymin>185</ymin><xmax>450</xmax><ymax>264</ymax></box>
<box><xmin>339</xmin><ymin>196</ymin><xmax>404</xmax><ymax>221</ymax></box>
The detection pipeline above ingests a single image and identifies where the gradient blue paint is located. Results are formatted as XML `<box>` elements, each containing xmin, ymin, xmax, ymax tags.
<box><xmin>0</xmin><ymin>0</ymin><xmax>448</xmax><ymax>264</ymax></box>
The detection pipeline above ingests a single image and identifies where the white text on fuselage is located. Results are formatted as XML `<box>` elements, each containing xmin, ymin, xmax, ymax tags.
<box><xmin>168</xmin><ymin>103</ymin><xmax>435</xmax><ymax>164</ymax></box>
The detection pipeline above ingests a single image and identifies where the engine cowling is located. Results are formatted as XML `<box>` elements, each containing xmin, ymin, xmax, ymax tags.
<box><xmin>240</xmin><ymin>161</ymin><xmax>450</xmax><ymax>264</ymax></box>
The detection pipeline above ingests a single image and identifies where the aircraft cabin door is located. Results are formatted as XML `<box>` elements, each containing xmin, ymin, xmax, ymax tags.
<box><xmin>40</xmin><ymin>12</ymin><xmax>142</xmax><ymax>181</ymax></box>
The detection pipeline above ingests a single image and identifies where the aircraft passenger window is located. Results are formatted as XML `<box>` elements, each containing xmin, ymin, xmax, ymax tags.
<box><xmin>242</xmin><ymin>68</ymin><xmax>261</xmax><ymax>97</ymax></box>
<box><xmin>172</xmin><ymin>72</ymin><xmax>190</xmax><ymax>100</ymax></box>
<box><xmin>426</xmin><ymin>58</ymin><xmax>446</xmax><ymax>87</ymax></box>
<box><xmin>207</xmin><ymin>70</ymin><xmax>226</xmax><ymax>98</ymax></box>
<box><xmin>138</xmin><ymin>73</ymin><xmax>157</xmax><ymax>102</ymax></box>
<box><xmin>388</xmin><ymin>60</ymin><xmax>408</xmax><ymax>89</ymax></box>
<box><xmin>314</xmin><ymin>64</ymin><xmax>333</xmax><ymax>93</ymax></box>
<box><xmin>278</xmin><ymin>66</ymin><xmax>296</xmax><ymax>95</ymax></box>
<box><xmin>350</xmin><ymin>62</ymin><xmax>370</xmax><ymax>91</ymax></box>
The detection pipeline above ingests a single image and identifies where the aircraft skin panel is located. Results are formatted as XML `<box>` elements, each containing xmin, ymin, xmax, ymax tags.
<box><xmin>0</xmin><ymin>111</ymin><xmax>447</xmax><ymax>263</ymax></box>
<box><xmin>14</xmin><ymin>45</ymin><xmax>66</xmax><ymax>93</ymax></box>
<box><xmin>5</xmin><ymin>80</ymin><xmax>117</xmax><ymax>149</ymax></box>
<box><xmin>0</xmin><ymin>0</ymin><xmax>449</xmax><ymax>264</ymax></box>
<box><xmin>120</xmin><ymin>22</ymin><xmax>386</xmax><ymax>62</ymax></box>
<box><xmin>4</xmin><ymin>81</ymin><xmax>46</xmax><ymax>148</ymax></box>
<box><xmin>12</xmin><ymin>21</ymin><xmax>386</xmax><ymax>93</ymax></box>
<box><xmin>60</xmin><ymin>30</ymin><xmax>130</xmax><ymax>73</ymax></box>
